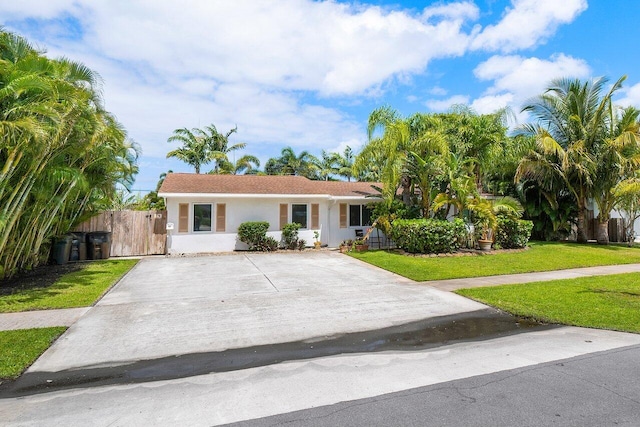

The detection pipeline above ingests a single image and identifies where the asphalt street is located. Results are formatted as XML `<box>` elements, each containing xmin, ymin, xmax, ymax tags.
<box><xmin>229</xmin><ymin>344</ymin><xmax>640</xmax><ymax>427</ymax></box>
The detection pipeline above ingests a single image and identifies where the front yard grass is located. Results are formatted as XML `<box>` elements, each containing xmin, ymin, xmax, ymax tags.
<box><xmin>349</xmin><ymin>241</ymin><xmax>640</xmax><ymax>281</ymax></box>
<box><xmin>456</xmin><ymin>273</ymin><xmax>640</xmax><ymax>333</ymax></box>
<box><xmin>0</xmin><ymin>327</ymin><xmax>67</xmax><ymax>379</ymax></box>
<box><xmin>0</xmin><ymin>259</ymin><xmax>138</xmax><ymax>313</ymax></box>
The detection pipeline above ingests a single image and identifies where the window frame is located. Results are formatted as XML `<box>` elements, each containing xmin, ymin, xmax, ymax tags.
<box><xmin>348</xmin><ymin>204</ymin><xmax>373</xmax><ymax>227</ymax></box>
<box><xmin>192</xmin><ymin>203</ymin><xmax>213</xmax><ymax>233</ymax></box>
<box><xmin>291</xmin><ymin>203</ymin><xmax>308</xmax><ymax>229</ymax></box>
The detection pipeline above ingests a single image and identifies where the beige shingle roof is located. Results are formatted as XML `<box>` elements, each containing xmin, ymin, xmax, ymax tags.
<box><xmin>158</xmin><ymin>173</ymin><xmax>381</xmax><ymax>197</ymax></box>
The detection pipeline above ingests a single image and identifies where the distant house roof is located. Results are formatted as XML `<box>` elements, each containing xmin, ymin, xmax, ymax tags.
<box><xmin>158</xmin><ymin>173</ymin><xmax>381</xmax><ymax>198</ymax></box>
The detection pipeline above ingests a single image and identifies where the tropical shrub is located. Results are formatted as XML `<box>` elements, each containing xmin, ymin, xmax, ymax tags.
<box><xmin>495</xmin><ymin>218</ymin><xmax>534</xmax><ymax>249</ymax></box>
<box><xmin>237</xmin><ymin>221</ymin><xmax>277</xmax><ymax>251</ymax></box>
<box><xmin>390</xmin><ymin>218</ymin><xmax>466</xmax><ymax>254</ymax></box>
<box><xmin>281</xmin><ymin>222</ymin><xmax>301</xmax><ymax>249</ymax></box>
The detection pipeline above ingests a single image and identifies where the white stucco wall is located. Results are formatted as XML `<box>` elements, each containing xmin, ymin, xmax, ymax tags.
<box><xmin>164</xmin><ymin>195</ymin><xmax>378</xmax><ymax>253</ymax></box>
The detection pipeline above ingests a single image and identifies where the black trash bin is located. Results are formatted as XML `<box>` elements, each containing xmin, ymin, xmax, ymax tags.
<box><xmin>87</xmin><ymin>231</ymin><xmax>112</xmax><ymax>260</ymax></box>
<box><xmin>70</xmin><ymin>232</ymin><xmax>87</xmax><ymax>261</ymax></box>
<box><xmin>52</xmin><ymin>235</ymin><xmax>72</xmax><ymax>265</ymax></box>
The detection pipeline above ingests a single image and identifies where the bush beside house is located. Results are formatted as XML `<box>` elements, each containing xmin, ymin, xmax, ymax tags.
<box><xmin>237</xmin><ymin>221</ymin><xmax>278</xmax><ymax>251</ymax></box>
<box><xmin>390</xmin><ymin>218</ymin><xmax>467</xmax><ymax>254</ymax></box>
<box><xmin>495</xmin><ymin>218</ymin><xmax>534</xmax><ymax>249</ymax></box>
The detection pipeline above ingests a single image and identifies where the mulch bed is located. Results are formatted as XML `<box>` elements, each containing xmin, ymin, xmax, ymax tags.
<box><xmin>0</xmin><ymin>263</ymin><xmax>86</xmax><ymax>295</ymax></box>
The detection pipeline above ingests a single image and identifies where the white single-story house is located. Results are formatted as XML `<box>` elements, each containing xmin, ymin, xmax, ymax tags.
<box><xmin>158</xmin><ymin>173</ymin><xmax>382</xmax><ymax>253</ymax></box>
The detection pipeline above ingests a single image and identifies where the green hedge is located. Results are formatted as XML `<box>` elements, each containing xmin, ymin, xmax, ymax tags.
<box><xmin>495</xmin><ymin>217</ymin><xmax>534</xmax><ymax>249</ymax></box>
<box><xmin>390</xmin><ymin>218</ymin><xmax>466</xmax><ymax>254</ymax></box>
<box><xmin>237</xmin><ymin>221</ymin><xmax>278</xmax><ymax>251</ymax></box>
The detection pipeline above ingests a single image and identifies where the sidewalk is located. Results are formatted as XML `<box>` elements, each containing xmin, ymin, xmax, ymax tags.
<box><xmin>420</xmin><ymin>263</ymin><xmax>640</xmax><ymax>291</ymax></box>
<box><xmin>0</xmin><ymin>307</ymin><xmax>89</xmax><ymax>331</ymax></box>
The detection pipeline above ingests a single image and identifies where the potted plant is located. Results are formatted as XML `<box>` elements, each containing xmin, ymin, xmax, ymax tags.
<box><xmin>313</xmin><ymin>230</ymin><xmax>321</xmax><ymax>249</ymax></box>
<box><xmin>353</xmin><ymin>238</ymin><xmax>369</xmax><ymax>252</ymax></box>
<box><xmin>476</xmin><ymin>218</ymin><xmax>494</xmax><ymax>251</ymax></box>
<box><xmin>339</xmin><ymin>239</ymin><xmax>352</xmax><ymax>253</ymax></box>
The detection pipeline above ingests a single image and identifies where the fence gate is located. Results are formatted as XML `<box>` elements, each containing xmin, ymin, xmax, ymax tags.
<box><xmin>74</xmin><ymin>210</ymin><xmax>167</xmax><ymax>256</ymax></box>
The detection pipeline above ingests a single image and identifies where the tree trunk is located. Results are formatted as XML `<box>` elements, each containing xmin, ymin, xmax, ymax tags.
<box><xmin>401</xmin><ymin>175</ymin><xmax>411</xmax><ymax>206</ymax></box>
<box><xmin>576</xmin><ymin>207</ymin><xmax>588</xmax><ymax>243</ymax></box>
<box><xmin>596</xmin><ymin>218</ymin><xmax>610</xmax><ymax>245</ymax></box>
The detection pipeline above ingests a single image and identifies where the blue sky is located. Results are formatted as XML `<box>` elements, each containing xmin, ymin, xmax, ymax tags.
<box><xmin>3</xmin><ymin>0</ymin><xmax>640</xmax><ymax>191</ymax></box>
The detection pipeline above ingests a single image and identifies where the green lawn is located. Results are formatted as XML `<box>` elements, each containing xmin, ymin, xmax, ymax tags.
<box><xmin>0</xmin><ymin>327</ymin><xmax>67</xmax><ymax>379</ymax></box>
<box><xmin>349</xmin><ymin>241</ymin><xmax>640</xmax><ymax>281</ymax></box>
<box><xmin>0</xmin><ymin>259</ymin><xmax>138</xmax><ymax>313</ymax></box>
<box><xmin>456</xmin><ymin>273</ymin><xmax>640</xmax><ymax>333</ymax></box>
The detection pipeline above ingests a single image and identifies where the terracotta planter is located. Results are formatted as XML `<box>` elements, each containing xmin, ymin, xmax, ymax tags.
<box><xmin>355</xmin><ymin>244</ymin><xmax>369</xmax><ymax>252</ymax></box>
<box><xmin>478</xmin><ymin>239</ymin><xmax>492</xmax><ymax>251</ymax></box>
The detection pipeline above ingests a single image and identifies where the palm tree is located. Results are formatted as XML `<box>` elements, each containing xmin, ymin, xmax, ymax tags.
<box><xmin>354</xmin><ymin>106</ymin><xmax>412</xmax><ymax>205</ymax></box>
<box><xmin>205</xmin><ymin>125</ymin><xmax>247</xmax><ymax>173</ymax></box>
<box><xmin>0</xmin><ymin>28</ymin><xmax>139</xmax><ymax>278</ymax></box>
<box><xmin>166</xmin><ymin>128</ymin><xmax>212</xmax><ymax>174</ymax></box>
<box><xmin>218</xmin><ymin>154</ymin><xmax>260</xmax><ymax>175</ymax></box>
<box><xmin>516</xmin><ymin>76</ymin><xmax>626</xmax><ymax>243</ymax></box>
<box><xmin>265</xmin><ymin>147</ymin><xmax>319</xmax><ymax>179</ymax></box>
<box><xmin>314</xmin><ymin>150</ymin><xmax>340</xmax><ymax>181</ymax></box>
<box><xmin>337</xmin><ymin>146</ymin><xmax>355</xmax><ymax>181</ymax></box>
<box><xmin>591</xmin><ymin>106</ymin><xmax>640</xmax><ymax>243</ymax></box>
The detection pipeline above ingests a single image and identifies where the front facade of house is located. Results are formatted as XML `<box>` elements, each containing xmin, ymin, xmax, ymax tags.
<box><xmin>158</xmin><ymin>173</ymin><xmax>381</xmax><ymax>253</ymax></box>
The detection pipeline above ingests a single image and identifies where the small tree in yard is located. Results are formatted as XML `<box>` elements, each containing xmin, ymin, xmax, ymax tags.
<box><xmin>614</xmin><ymin>178</ymin><xmax>640</xmax><ymax>246</ymax></box>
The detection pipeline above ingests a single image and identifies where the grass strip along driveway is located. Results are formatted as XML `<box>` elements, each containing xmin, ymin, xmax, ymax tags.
<box><xmin>349</xmin><ymin>242</ymin><xmax>640</xmax><ymax>281</ymax></box>
<box><xmin>0</xmin><ymin>327</ymin><xmax>67</xmax><ymax>379</ymax></box>
<box><xmin>0</xmin><ymin>259</ymin><xmax>138</xmax><ymax>313</ymax></box>
<box><xmin>0</xmin><ymin>259</ymin><xmax>138</xmax><ymax>380</ymax></box>
<box><xmin>457</xmin><ymin>273</ymin><xmax>640</xmax><ymax>334</ymax></box>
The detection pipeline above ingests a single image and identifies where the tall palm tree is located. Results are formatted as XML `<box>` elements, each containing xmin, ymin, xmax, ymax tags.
<box><xmin>0</xmin><ymin>28</ymin><xmax>138</xmax><ymax>278</ymax></box>
<box><xmin>314</xmin><ymin>150</ymin><xmax>340</xmax><ymax>181</ymax></box>
<box><xmin>204</xmin><ymin>125</ymin><xmax>247</xmax><ymax>173</ymax></box>
<box><xmin>592</xmin><ymin>106</ymin><xmax>640</xmax><ymax>243</ymax></box>
<box><xmin>166</xmin><ymin>127</ymin><xmax>212</xmax><ymax>174</ymax></box>
<box><xmin>337</xmin><ymin>146</ymin><xmax>355</xmax><ymax>182</ymax></box>
<box><xmin>516</xmin><ymin>76</ymin><xmax>626</xmax><ymax>243</ymax></box>
<box><xmin>265</xmin><ymin>147</ymin><xmax>319</xmax><ymax>179</ymax></box>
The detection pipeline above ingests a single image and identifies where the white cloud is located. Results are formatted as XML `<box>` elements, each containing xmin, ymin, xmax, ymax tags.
<box><xmin>0</xmin><ymin>0</ymin><xmax>591</xmax><ymax>188</ymax></box>
<box><xmin>471</xmin><ymin>53</ymin><xmax>590</xmax><ymax>114</ymax></box>
<box><xmin>471</xmin><ymin>0</ymin><xmax>587</xmax><ymax>52</ymax></box>
<box><xmin>425</xmin><ymin>95</ymin><xmax>470</xmax><ymax>111</ymax></box>
<box><xmin>616</xmin><ymin>82</ymin><xmax>640</xmax><ymax>108</ymax></box>
<box><xmin>429</xmin><ymin>86</ymin><xmax>448</xmax><ymax>96</ymax></box>
<box><xmin>470</xmin><ymin>93</ymin><xmax>514</xmax><ymax>115</ymax></box>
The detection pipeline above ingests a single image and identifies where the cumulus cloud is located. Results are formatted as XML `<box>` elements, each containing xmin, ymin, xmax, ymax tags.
<box><xmin>471</xmin><ymin>0</ymin><xmax>587</xmax><ymax>52</ymax></box>
<box><xmin>616</xmin><ymin>82</ymin><xmax>640</xmax><ymax>108</ymax></box>
<box><xmin>471</xmin><ymin>53</ymin><xmax>591</xmax><ymax>116</ymax></box>
<box><xmin>0</xmin><ymin>0</ymin><xmax>591</xmax><ymax>188</ymax></box>
<box><xmin>425</xmin><ymin>95</ymin><xmax>470</xmax><ymax>111</ymax></box>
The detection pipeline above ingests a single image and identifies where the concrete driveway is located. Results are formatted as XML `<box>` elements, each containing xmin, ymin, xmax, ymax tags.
<box><xmin>3</xmin><ymin>252</ymin><xmax>640</xmax><ymax>426</ymax></box>
<box><xmin>26</xmin><ymin>251</ymin><xmax>486</xmax><ymax>372</ymax></box>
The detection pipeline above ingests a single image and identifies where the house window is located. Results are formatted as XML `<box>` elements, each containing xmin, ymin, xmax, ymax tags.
<box><xmin>193</xmin><ymin>204</ymin><xmax>212</xmax><ymax>232</ymax></box>
<box><xmin>291</xmin><ymin>204</ymin><xmax>308</xmax><ymax>228</ymax></box>
<box><xmin>349</xmin><ymin>204</ymin><xmax>372</xmax><ymax>227</ymax></box>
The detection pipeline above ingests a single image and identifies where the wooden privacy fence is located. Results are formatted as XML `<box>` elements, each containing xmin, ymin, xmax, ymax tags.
<box><xmin>585</xmin><ymin>210</ymin><xmax>625</xmax><ymax>242</ymax></box>
<box><xmin>74</xmin><ymin>210</ymin><xmax>167</xmax><ymax>256</ymax></box>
